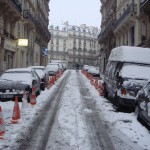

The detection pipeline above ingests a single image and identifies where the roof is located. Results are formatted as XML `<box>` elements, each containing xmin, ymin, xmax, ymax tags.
<box><xmin>49</xmin><ymin>23</ymin><xmax>100</xmax><ymax>36</ymax></box>
<box><xmin>108</xmin><ymin>46</ymin><xmax>150</xmax><ymax>64</ymax></box>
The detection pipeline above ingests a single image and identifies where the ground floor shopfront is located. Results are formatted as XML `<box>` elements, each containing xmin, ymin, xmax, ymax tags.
<box><xmin>0</xmin><ymin>37</ymin><xmax>42</xmax><ymax>75</ymax></box>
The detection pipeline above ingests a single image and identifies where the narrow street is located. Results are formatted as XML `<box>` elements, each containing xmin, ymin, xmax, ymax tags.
<box><xmin>9</xmin><ymin>70</ymin><xmax>146</xmax><ymax>150</ymax></box>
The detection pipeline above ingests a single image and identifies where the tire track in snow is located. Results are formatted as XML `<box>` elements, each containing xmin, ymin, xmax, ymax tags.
<box><xmin>77</xmin><ymin>72</ymin><xmax>115</xmax><ymax>150</ymax></box>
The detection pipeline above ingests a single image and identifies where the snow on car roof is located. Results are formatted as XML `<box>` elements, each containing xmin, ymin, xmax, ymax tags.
<box><xmin>109</xmin><ymin>46</ymin><xmax>150</xmax><ymax>64</ymax></box>
<box><xmin>28</xmin><ymin>66</ymin><xmax>45</xmax><ymax>69</ymax></box>
<box><xmin>1</xmin><ymin>69</ymin><xmax>33</xmax><ymax>87</ymax></box>
<box><xmin>5</xmin><ymin>68</ymin><xmax>33</xmax><ymax>72</ymax></box>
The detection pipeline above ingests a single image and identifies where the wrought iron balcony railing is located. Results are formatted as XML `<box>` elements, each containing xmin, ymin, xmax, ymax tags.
<box><xmin>23</xmin><ymin>10</ymin><xmax>35</xmax><ymax>24</ymax></box>
<box><xmin>140</xmin><ymin>0</ymin><xmax>149</xmax><ymax>8</ymax></box>
<box><xmin>35</xmin><ymin>14</ymin><xmax>51</xmax><ymax>38</ymax></box>
<box><xmin>98</xmin><ymin>21</ymin><xmax>115</xmax><ymax>39</ymax></box>
<box><xmin>114</xmin><ymin>4</ymin><xmax>131</xmax><ymax>29</ymax></box>
<box><xmin>10</xmin><ymin>0</ymin><xmax>22</xmax><ymax>13</ymax></box>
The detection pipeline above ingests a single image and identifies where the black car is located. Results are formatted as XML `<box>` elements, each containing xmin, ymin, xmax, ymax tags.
<box><xmin>1</xmin><ymin>68</ymin><xmax>42</xmax><ymax>102</ymax></box>
<box><xmin>135</xmin><ymin>81</ymin><xmax>150</xmax><ymax>128</ymax></box>
<box><xmin>46</xmin><ymin>64</ymin><xmax>60</xmax><ymax>76</ymax></box>
<box><xmin>0</xmin><ymin>78</ymin><xmax>30</xmax><ymax>102</ymax></box>
<box><xmin>28</xmin><ymin>66</ymin><xmax>49</xmax><ymax>90</ymax></box>
<box><xmin>87</xmin><ymin>66</ymin><xmax>100</xmax><ymax>77</ymax></box>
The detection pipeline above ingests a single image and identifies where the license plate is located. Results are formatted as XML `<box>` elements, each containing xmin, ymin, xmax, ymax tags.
<box><xmin>0</xmin><ymin>95</ymin><xmax>14</xmax><ymax>98</ymax></box>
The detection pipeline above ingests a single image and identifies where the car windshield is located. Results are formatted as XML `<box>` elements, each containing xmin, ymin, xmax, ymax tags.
<box><xmin>46</xmin><ymin>65</ymin><xmax>59</xmax><ymax>71</ymax></box>
<box><xmin>34</xmin><ymin>69</ymin><xmax>45</xmax><ymax>78</ymax></box>
<box><xmin>119</xmin><ymin>63</ymin><xmax>150</xmax><ymax>80</ymax></box>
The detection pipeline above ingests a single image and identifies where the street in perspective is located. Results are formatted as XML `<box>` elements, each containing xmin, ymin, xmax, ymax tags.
<box><xmin>0</xmin><ymin>0</ymin><xmax>150</xmax><ymax>150</ymax></box>
<box><xmin>0</xmin><ymin>70</ymin><xmax>150</xmax><ymax>150</ymax></box>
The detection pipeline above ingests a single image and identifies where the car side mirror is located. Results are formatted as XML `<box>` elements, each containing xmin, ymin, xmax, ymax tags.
<box><xmin>138</xmin><ymin>90</ymin><xmax>145</xmax><ymax>98</ymax></box>
<box><xmin>32</xmin><ymin>79</ymin><xmax>37</xmax><ymax>85</ymax></box>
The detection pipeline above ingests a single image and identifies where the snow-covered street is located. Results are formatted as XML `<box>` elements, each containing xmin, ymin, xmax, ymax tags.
<box><xmin>0</xmin><ymin>70</ymin><xmax>150</xmax><ymax>150</ymax></box>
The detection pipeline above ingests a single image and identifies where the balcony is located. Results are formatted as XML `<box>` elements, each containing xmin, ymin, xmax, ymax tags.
<box><xmin>140</xmin><ymin>0</ymin><xmax>149</xmax><ymax>8</ymax></box>
<box><xmin>140</xmin><ymin>0</ymin><xmax>150</xmax><ymax>13</ymax></box>
<box><xmin>35</xmin><ymin>14</ymin><xmax>51</xmax><ymax>41</ymax></box>
<box><xmin>98</xmin><ymin>21</ymin><xmax>115</xmax><ymax>40</ymax></box>
<box><xmin>114</xmin><ymin>3</ymin><xmax>136</xmax><ymax>31</ymax></box>
<box><xmin>10</xmin><ymin>0</ymin><xmax>22</xmax><ymax>13</ymax></box>
<box><xmin>0</xmin><ymin>0</ymin><xmax>22</xmax><ymax>14</ymax></box>
<box><xmin>23</xmin><ymin>10</ymin><xmax>35</xmax><ymax>25</ymax></box>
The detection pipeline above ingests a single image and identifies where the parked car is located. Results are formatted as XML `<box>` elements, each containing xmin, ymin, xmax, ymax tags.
<box><xmin>88</xmin><ymin>66</ymin><xmax>100</xmax><ymax>77</ymax></box>
<box><xmin>82</xmin><ymin>65</ymin><xmax>90</xmax><ymax>71</ymax></box>
<box><xmin>28</xmin><ymin>66</ymin><xmax>49</xmax><ymax>90</ymax></box>
<box><xmin>50</xmin><ymin>60</ymin><xmax>68</xmax><ymax>70</ymax></box>
<box><xmin>1</xmin><ymin>68</ymin><xmax>42</xmax><ymax>102</ymax></box>
<box><xmin>0</xmin><ymin>78</ymin><xmax>30</xmax><ymax>102</ymax></box>
<box><xmin>46</xmin><ymin>63</ymin><xmax>60</xmax><ymax>76</ymax></box>
<box><xmin>135</xmin><ymin>81</ymin><xmax>150</xmax><ymax>128</ymax></box>
<box><xmin>103</xmin><ymin>46</ymin><xmax>150</xmax><ymax>111</ymax></box>
<box><xmin>49</xmin><ymin>62</ymin><xmax>63</xmax><ymax>71</ymax></box>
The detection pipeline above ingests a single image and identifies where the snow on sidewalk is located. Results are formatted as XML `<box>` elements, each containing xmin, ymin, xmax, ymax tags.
<box><xmin>81</xmin><ymin>71</ymin><xmax>150</xmax><ymax>150</ymax></box>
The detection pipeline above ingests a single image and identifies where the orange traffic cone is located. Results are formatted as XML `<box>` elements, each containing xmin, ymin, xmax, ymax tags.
<box><xmin>0</xmin><ymin>106</ymin><xmax>5</xmax><ymax>139</ymax></box>
<box><xmin>22</xmin><ymin>92</ymin><xmax>29</xmax><ymax>110</ymax></box>
<box><xmin>11</xmin><ymin>96</ymin><xmax>21</xmax><ymax>124</ymax></box>
<box><xmin>98</xmin><ymin>80</ymin><xmax>104</xmax><ymax>96</ymax></box>
<box><xmin>30</xmin><ymin>87</ymin><xmax>37</xmax><ymax>106</ymax></box>
<box><xmin>50</xmin><ymin>76</ymin><xmax>54</xmax><ymax>86</ymax></box>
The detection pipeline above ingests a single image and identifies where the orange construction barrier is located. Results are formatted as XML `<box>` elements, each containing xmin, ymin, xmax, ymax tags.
<box><xmin>30</xmin><ymin>87</ymin><xmax>37</xmax><ymax>106</ymax></box>
<box><xmin>0</xmin><ymin>106</ymin><xmax>5</xmax><ymax>139</ymax></box>
<box><xmin>48</xmin><ymin>76</ymin><xmax>53</xmax><ymax>87</ymax></box>
<box><xmin>11</xmin><ymin>96</ymin><xmax>21</xmax><ymax>124</ymax></box>
<box><xmin>94</xmin><ymin>77</ymin><xmax>99</xmax><ymax>89</ymax></box>
<box><xmin>98</xmin><ymin>80</ymin><xmax>104</xmax><ymax>96</ymax></box>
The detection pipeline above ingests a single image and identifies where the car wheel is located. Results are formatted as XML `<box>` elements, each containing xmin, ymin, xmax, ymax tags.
<box><xmin>27</xmin><ymin>91</ymin><xmax>32</xmax><ymax>103</ymax></box>
<box><xmin>113</xmin><ymin>94</ymin><xmax>122</xmax><ymax>111</ymax></box>
<box><xmin>36</xmin><ymin>89</ymin><xmax>41</xmax><ymax>96</ymax></box>
<box><xmin>103</xmin><ymin>85</ymin><xmax>108</xmax><ymax>98</ymax></box>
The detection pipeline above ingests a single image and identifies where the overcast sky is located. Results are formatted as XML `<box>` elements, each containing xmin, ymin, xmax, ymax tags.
<box><xmin>49</xmin><ymin>0</ymin><xmax>101</xmax><ymax>28</ymax></box>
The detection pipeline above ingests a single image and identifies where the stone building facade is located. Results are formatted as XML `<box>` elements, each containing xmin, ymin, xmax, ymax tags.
<box><xmin>98</xmin><ymin>0</ymin><xmax>116</xmax><ymax>73</ymax></box>
<box><xmin>138</xmin><ymin>0</ymin><xmax>150</xmax><ymax>47</ymax></box>
<box><xmin>98</xmin><ymin>0</ymin><xmax>150</xmax><ymax>73</ymax></box>
<box><xmin>48</xmin><ymin>22</ymin><xmax>100</xmax><ymax>68</ymax></box>
<box><xmin>0</xmin><ymin>0</ymin><xmax>51</xmax><ymax>74</ymax></box>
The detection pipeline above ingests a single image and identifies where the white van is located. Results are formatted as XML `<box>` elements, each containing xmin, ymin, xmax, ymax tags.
<box><xmin>50</xmin><ymin>60</ymin><xmax>68</xmax><ymax>70</ymax></box>
<box><xmin>103</xmin><ymin>46</ymin><xmax>150</xmax><ymax>111</ymax></box>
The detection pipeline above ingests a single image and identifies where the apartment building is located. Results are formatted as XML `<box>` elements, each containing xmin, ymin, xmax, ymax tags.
<box><xmin>114</xmin><ymin>0</ymin><xmax>139</xmax><ymax>46</ymax></box>
<box><xmin>98</xmin><ymin>0</ymin><xmax>150</xmax><ymax>73</ymax></box>
<box><xmin>0</xmin><ymin>0</ymin><xmax>51</xmax><ymax>74</ymax></box>
<box><xmin>48</xmin><ymin>22</ymin><xmax>100</xmax><ymax>68</ymax></box>
<box><xmin>138</xmin><ymin>0</ymin><xmax>150</xmax><ymax>47</ymax></box>
<box><xmin>98</xmin><ymin>0</ymin><xmax>116</xmax><ymax>73</ymax></box>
